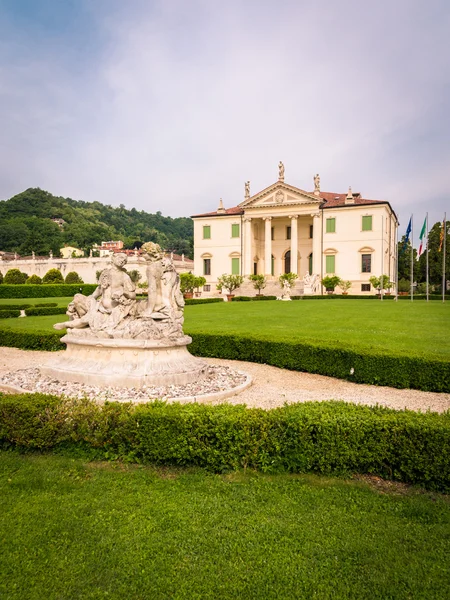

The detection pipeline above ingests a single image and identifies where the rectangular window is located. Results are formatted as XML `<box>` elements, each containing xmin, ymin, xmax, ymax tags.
<box><xmin>203</xmin><ymin>258</ymin><xmax>211</xmax><ymax>275</ymax></box>
<box><xmin>271</xmin><ymin>227</ymin><xmax>274</xmax><ymax>241</ymax></box>
<box><xmin>325</xmin><ymin>255</ymin><xmax>335</xmax><ymax>273</ymax></box>
<box><xmin>362</xmin><ymin>216</ymin><xmax>372</xmax><ymax>231</ymax></box>
<box><xmin>204</xmin><ymin>284</ymin><xmax>211</xmax><ymax>292</ymax></box>
<box><xmin>231</xmin><ymin>224</ymin><xmax>240</xmax><ymax>238</ymax></box>
<box><xmin>203</xmin><ymin>225</ymin><xmax>211</xmax><ymax>239</ymax></box>
<box><xmin>361</xmin><ymin>284</ymin><xmax>371</xmax><ymax>292</ymax></box>
<box><xmin>286</xmin><ymin>226</ymin><xmax>291</xmax><ymax>240</ymax></box>
<box><xmin>361</xmin><ymin>254</ymin><xmax>371</xmax><ymax>273</ymax></box>
<box><xmin>326</xmin><ymin>218</ymin><xmax>336</xmax><ymax>233</ymax></box>
<box><xmin>309</xmin><ymin>224</ymin><xmax>313</xmax><ymax>238</ymax></box>
<box><xmin>253</xmin><ymin>263</ymin><xmax>257</xmax><ymax>275</ymax></box>
<box><xmin>231</xmin><ymin>257</ymin><xmax>240</xmax><ymax>275</ymax></box>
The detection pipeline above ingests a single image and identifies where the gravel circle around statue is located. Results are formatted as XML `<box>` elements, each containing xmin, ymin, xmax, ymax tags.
<box><xmin>0</xmin><ymin>365</ymin><xmax>250</xmax><ymax>403</ymax></box>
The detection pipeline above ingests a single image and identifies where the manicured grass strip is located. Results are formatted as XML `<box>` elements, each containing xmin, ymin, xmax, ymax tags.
<box><xmin>0</xmin><ymin>453</ymin><xmax>449</xmax><ymax>600</ymax></box>
<box><xmin>1</xmin><ymin>395</ymin><xmax>449</xmax><ymax>491</ymax></box>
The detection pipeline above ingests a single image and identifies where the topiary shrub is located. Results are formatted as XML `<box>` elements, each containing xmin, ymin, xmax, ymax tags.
<box><xmin>25</xmin><ymin>274</ymin><xmax>42</xmax><ymax>285</ymax></box>
<box><xmin>65</xmin><ymin>271</ymin><xmax>84</xmax><ymax>284</ymax></box>
<box><xmin>4</xmin><ymin>269</ymin><xmax>28</xmax><ymax>284</ymax></box>
<box><xmin>42</xmin><ymin>268</ymin><xmax>64</xmax><ymax>284</ymax></box>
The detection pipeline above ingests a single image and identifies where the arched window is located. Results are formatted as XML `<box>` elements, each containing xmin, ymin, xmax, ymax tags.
<box><xmin>284</xmin><ymin>250</ymin><xmax>291</xmax><ymax>274</ymax></box>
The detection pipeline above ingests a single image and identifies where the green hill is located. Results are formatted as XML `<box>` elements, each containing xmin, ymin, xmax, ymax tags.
<box><xmin>0</xmin><ymin>188</ymin><xmax>193</xmax><ymax>257</ymax></box>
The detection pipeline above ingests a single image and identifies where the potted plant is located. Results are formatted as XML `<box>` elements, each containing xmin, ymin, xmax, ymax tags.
<box><xmin>249</xmin><ymin>274</ymin><xmax>267</xmax><ymax>296</ymax></box>
<box><xmin>321</xmin><ymin>275</ymin><xmax>341</xmax><ymax>294</ymax></box>
<box><xmin>216</xmin><ymin>274</ymin><xmax>244</xmax><ymax>301</ymax></box>
<box><xmin>369</xmin><ymin>274</ymin><xmax>392</xmax><ymax>296</ymax></box>
<box><xmin>180</xmin><ymin>272</ymin><xmax>197</xmax><ymax>298</ymax></box>
<box><xmin>398</xmin><ymin>278</ymin><xmax>410</xmax><ymax>296</ymax></box>
<box><xmin>337</xmin><ymin>279</ymin><xmax>352</xmax><ymax>295</ymax></box>
<box><xmin>193</xmin><ymin>276</ymin><xmax>206</xmax><ymax>297</ymax></box>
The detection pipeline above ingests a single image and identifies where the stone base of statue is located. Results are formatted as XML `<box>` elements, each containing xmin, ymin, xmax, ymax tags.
<box><xmin>42</xmin><ymin>333</ymin><xmax>207</xmax><ymax>388</ymax></box>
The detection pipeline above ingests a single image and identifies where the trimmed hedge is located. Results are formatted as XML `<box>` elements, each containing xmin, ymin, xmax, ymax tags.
<box><xmin>0</xmin><ymin>304</ymin><xmax>32</xmax><ymax>310</ymax></box>
<box><xmin>0</xmin><ymin>329</ymin><xmax>64</xmax><ymax>351</ymax></box>
<box><xmin>34</xmin><ymin>302</ymin><xmax>58</xmax><ymax>308</ymax></box>
<box><xmin>234</xmin><ymin>296</ymin><xmax>277</xmax><ymax>301</ymax></box>
<box><xmin>0</xmin><ymin>310</ymin><xmax>21</xmax><ymax>319</ymax></box>
<box><xmin>187</xmin><ymin>333</ymin><xmax>450</xmax><ymax>393</ymax></box>
<box><xmin>184</xmin><ymin>298</ymin><xmax>223</xmax><ymax>305</ymax></box>
<box><xmin>0</xmin><ymin>284</ymin><xmax>97</xmax><ymax>298</ymax></box>
<box><xmin>0</xmin><ymin>395</ymin><xmax>448</xmax><ymax>491</ymax></box>
<box><xmin>24</xmin><ymin>307</ymin><xmax>67</xmax><ymax>317</ymax></box>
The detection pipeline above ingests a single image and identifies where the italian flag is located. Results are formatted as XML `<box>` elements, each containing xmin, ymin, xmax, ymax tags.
<box><xmin>418</xmin><ymin>217</ymin><xmax>427</xmax><ymax>257</ymax></box>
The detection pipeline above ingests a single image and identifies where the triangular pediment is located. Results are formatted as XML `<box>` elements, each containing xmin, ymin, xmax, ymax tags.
<box><xmin>239</xmin><ymin>181</ymin><xmax>322</xmax><ymax>209</ymax></box>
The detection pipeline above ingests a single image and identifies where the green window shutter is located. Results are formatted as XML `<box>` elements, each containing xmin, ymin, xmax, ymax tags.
<box><xmin>362</xmin><ymin>216</ymin><xmax>372</xmax><ymax>231</ymax></box>
<box><xmin>326</xmin><ymin>255</ymin><xmax>335</xmax><ymax>273</ymax></box>
<box><xmin>271</xmin><ymin>255</ymin><xmax>274</xmax><ymax>276</ymax></box>
<box><xmin>308</xmin><ymin>253</ymin><xmax>313</xmax><ymax>274</ymax></box>
<box><xmin>203</xmin><ymin>225</ymin><xmax>211</xmax><ymax>239</ymax></box>
<box><xmin>326</xmin><ymin>218</ymin><xmax>335</xmax><ymax>233</ymax></box>
<box><xmin>231</xmin><ymin>257</ymin><xmax>240</xmax><ymax>275</ymax></box>
<box><xmin>231</xmin><ymin>224</ymin><xmax>240</xmax><ymax>238</ymax></box>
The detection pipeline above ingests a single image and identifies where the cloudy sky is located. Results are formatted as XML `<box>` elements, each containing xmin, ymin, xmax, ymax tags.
<box><xmin>1</xmin><ymin>0</ymin><xmax>449</xmax><ymax>237</ymax></box>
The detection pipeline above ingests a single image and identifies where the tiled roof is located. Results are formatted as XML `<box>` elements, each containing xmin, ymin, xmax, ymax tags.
<box><xmin>317</xmin><ymin>191</ymin><xmax>387</xmax><ymax>207</ymax></box>
<box><xmin>191</xmin><ymin>206</ymin><xmax>244</xmax><ymax>218</ymax></box>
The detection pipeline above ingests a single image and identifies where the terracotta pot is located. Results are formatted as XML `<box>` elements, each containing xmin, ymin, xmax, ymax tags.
<box><xmin>341</xmin><ymin>292</ymin><xmax>348</xmax><ymax>295</ymax></box>
<box><xmin>183</xmin><ymin>292</ymin><xmax>193</xmax><ymax>299</ymax></box>
<box><xmin>227</xmin><ymin>294</ymin><xmax>235</xmax><ymax>301</ymax></box>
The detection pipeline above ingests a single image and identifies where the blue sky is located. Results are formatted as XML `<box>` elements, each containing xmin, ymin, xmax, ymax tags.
<box><xmin>0</xmin><ymin>0</ymin><xmax>449</xmax><ymax>238</ymax></box>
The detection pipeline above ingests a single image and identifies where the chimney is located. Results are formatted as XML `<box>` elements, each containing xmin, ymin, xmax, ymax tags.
<box><xmin>345</xmin><ymin>186</ymin><xmax>355</xmax><ymax>204</ymax></box>
<box><xmin>217</xmin><ymin>198</ymin><xmax>226</xmax><ymax>214</ymax></box>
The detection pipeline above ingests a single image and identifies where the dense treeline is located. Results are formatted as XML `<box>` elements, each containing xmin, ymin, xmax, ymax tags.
<box><xmin>0</xmin><ymin>188</ymin><xmax>193</xmax><ymax>257</ymax></box>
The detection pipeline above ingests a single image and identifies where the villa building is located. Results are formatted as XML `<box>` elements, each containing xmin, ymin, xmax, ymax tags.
<box><xmin>191</xmin><ymin>164</ymin><xmax>398</xmax><ymax>295</ymax></box>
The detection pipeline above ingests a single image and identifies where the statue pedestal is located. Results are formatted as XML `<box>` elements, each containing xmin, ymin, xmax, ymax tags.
<box><xmin>42</xmin><ymin>334</ymin><xmax>207</xmax><ymax>388</ymax></box>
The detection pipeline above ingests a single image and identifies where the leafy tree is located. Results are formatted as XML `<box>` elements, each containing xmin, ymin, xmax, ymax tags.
<box><xmin>65</xmin><ymin>271</ymin><xmax>84</xmax><ymax>284</ymax></box>
<box><xmin>369</xmin><ymin>275</ymin><xmax>394</xmax><ymax>292</ymax></box>
<box><xmin>397</xmin><ymin>237</ymin><xmax>417</xmax><ymax>281</ymax></box>
<box><xmin>194</xmin><ymin>276</ymin><xmax>206</xmax><ymax>291</ymax></box>
<box><xmin>26</xmin><ymin>274</ymin><xmax>42</xmax><ymax>284</ymax></box>
<box><xmin>321</xmin><ymin>275</ymin><xmax>341</xmax><ymax>291</ymax></box>
<box><xmin>4</xmin><ymin>269</ymin><xmax>28</xmax><ymax>284</ymax></box>
<box><xmin>180</xmin><ymin>272</ymin><xmax>196</xmax><ymax>294</ymax></box>
<box><xmin>279</xmin><ymin>272</ymin><xmax>298</xmax><ymax>288</ymax></box>
<box><xmin>42</xmin><ymin>268</ymin><xmax>64</xmax><ymax>284</ymax></box>
<box><xmin>337</xmin><ymin>279</ymin><xmax>352</xmax><ymax>293</ymax></box>
<box><xmin>216</xmin><ymin>274</ymin><xmax>244</xmax><ymax>294</ymax></box>
<box><xmin>249</xmin><ymin>274</ymin><xmax>267</xmax><ymax>294</ymax></box>
<box><xmin>417</xmin><ymin>221</ymin><xmax>450</xmax><ymax>285</ymax></box>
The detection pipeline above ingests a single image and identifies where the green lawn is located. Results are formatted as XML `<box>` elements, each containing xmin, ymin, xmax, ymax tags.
<box><xmin>1</xmin><ymin>452</ymin><xmax>448</xmax><ymax>600</ymax></box>
<box><xmin>1</xmin><ymin>299</ymin><xmax>449</xmax><ymax>359</ymax></box>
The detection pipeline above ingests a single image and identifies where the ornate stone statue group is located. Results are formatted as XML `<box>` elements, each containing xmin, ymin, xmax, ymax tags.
<box><xmin>55</xmin><ymin>243</ymin><xmax>185</xmax><ymax>343</ymax></box>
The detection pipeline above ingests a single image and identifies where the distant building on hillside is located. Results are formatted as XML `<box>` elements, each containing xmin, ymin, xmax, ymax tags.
<box><xmin>191</xmin><ymin>164</ymin><xmax>398</xmax><ymax>296</ymax></box>
<box><xmin>60</xmin><ymin>246</ymin><xmax>84</xmax><ymax>258</ymax></box>
<box><xmin>92</xmin><ymin>240</ymin><xmax>124</xmax><ymax>257</ymax></box>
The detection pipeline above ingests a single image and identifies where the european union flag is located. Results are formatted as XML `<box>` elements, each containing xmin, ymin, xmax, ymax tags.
<box><xmin>400</xmin><ymin>217</ymin><xmax>412</xmax><ymax>255</ymax></box>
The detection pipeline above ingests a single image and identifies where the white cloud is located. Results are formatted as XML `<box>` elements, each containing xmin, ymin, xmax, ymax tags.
<box><xmin>0</xmin><ymin>0</ymin><xmax>449</xmax><ymax>232</ymax></box>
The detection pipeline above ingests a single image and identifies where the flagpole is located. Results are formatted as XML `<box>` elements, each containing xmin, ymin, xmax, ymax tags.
<box><xmin>381</xmin><ymin>214</ymin><xmax>384</xmax><ymax>301</ymax></box>
<box><xmin>395</xmin><ymin>219</ymin><xmax>398</xmax><ymax>301</ymax></box>
<box><xmin>443</xmin><ymin>213</ymin><xmax>447</xmax><ymax>303</ymax></box>
<box><xmin>410</xmin><ymin>214</ymin><xmax>414</xmax><ymax>302</ymax></box>
<box><xmin>426</xmin><ymin>213</ymin><xmax>429</xmax><ymax>302</ymax></box>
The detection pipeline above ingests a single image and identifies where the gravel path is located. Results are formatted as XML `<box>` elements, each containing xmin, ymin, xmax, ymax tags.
<box><xmin>0</xmin><ymin>347</ymin><xmax>449</xmax><ymax>413</ymax></box>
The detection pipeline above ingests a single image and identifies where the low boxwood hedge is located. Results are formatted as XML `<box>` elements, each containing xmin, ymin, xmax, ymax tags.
<box><xmin>187</xmin><ymin>333</ymin><xmax>450</xmax><ymax>393</ymax></box>
<box><xmin>0</xmin><ymin>329</ymin><xmax>64</xmax><ymax>350</ymax></box>
<box><xmin>0</xmin><ymin>284</ymin><xmax>97</xmax><ymax>298</ymax></box>
<box><xmin>184</xmin><ymin>298</ymin><xmax>223</xmax><ymax>305</ymax></box>
<box><xmin>0</xmin><ymin>304</ymin><xmax>32</xmax><ymax>310</ymax></box>
<box><xmin>34</xmin><ymin>302</ymin><xmax>58</xmax><ymax>308</ymax></box>
<box><xmin>233</xmin><ymin>296</ymin><xmax>277</xmax><ymax>301</ymax></box>
<box><xmin>0</xmin><ymin>310</ymin><xmax>21</xmax><ymax>319</ymax></box>
<box><xmin>24</xmin><ymin>307</ymin><xmax>67</xmax><ymax>317</ymax></box>
<box><xmin>0</xmin><ymin>394</ymin><xmax>448</xmax><ymax>491</ymax></box>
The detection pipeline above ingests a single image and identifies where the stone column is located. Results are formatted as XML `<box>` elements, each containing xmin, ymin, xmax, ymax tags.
<box><xmin>290</xmin><ymin>215</ymin><xmax>298</xmax><ymax>275</ymax></box>
<box><xmin>263</xmin><ymin>217</ymin><xmax>272</xmax><ymax>276</ymax></box>
<box><xmin>243</xmin><ymin>217</ymin><xmax>252</xmax><ymax>276</ymax></box>
<box><xmin>312</xmin><ymin>213</ymin><xmax>321</xmax><ymax>276</ymax></box>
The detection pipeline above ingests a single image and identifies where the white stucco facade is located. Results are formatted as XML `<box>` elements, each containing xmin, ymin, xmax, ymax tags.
<box><xmin>192</xmin><ymin>173</ymin><xmax>398</xmax><ymax>296</ymax></box>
